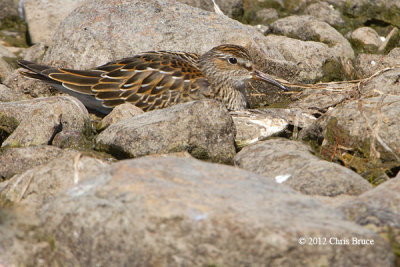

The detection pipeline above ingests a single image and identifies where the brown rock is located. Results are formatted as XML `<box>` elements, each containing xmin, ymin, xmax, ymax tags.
<box><xmin>96</xmin><ymin>100</ymin><xmax>236</xmax><ymax>163</ymax></box>
<box><xmin>27</xmin><ymin>155</ymin><xmax>394</xmax><ymax>266</ymax></box>
<box><xmin>22</xmin><ymin>0</ymin><xmax>87</xmax><ymax>44</ymax></box>
<box><xmin>234</xmin><ymin>138</ymin><xmax>372</xmax><ymax>196</ymax></box>
<box><xmin>0</xmin><ymin>96</ymin><xmax>90</xmax><ymax>147</ymax></box>
<box><xmin>0</xmin><ymin>145</ymin><xmax>63</xmax><ymax>179</ymax></box>
<box><xmin>339</xmin><ymin>177</ymin><xmax>400</xmax><ymax>250</ymax></box>
<box><xmin>97</xmin><ymin>103</ymin><xmax>144</xmax><ymax>131</ymax></box>
<box><xmin>0</xmin><ymin>150</ymin><xmax>110</xmax><ymax>208</ymax></box>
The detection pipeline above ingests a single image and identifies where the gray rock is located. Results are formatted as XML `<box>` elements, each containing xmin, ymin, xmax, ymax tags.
<box><xmin>300</xmin><ymin>95</ymin><xmax>400</xmax><ymax>183</ymax></box>
<box><xmin>0</xmin><ymin>150</ymin><xmax>110</xmax><ymax>208</ymax></box>
<box><xmin>271</xmin><ymin>15</ymin><xmax>354</xmax><ymax>60</ymax></box>
<box><xmin>18</xmin><ymin>42</ymin><xmax>47</xmax><ymax>62</ymax></box>
<box><xmin>359</xmin><ymin>67</ymin><xmax>400</xmax><ymax>96</ymax></box>
<box><xmin>304</xmin><ymin>2</ymin><xmax>345</xmax><ymax>28</ymax></box>
<box><xmin>27</xmin><ymin>155</ymin><xmax>394</xmax><ymax>266</ymax></box>
<box><xmin>0</xmin><ymin>43</ymin><xmax>16</xmax><ymax>58</ymax></box>
<box><xmin>378</xmin><ymin>27</ymin><xmax>400</xmax><ymax>54</ymax></box>
<box><xmin>177</xmin><ymin>0</ymin><xmax>243</xmax><ymax>18</ymax></box>
<box><xmin>353</xmin><ymin>53</ymin><xmax>400</xmax><ymax>79</ymax></box>
<box><xmin>0</xmin><ymin>96</ymin><xmax>90</xmax><ymax>147</ymax></box>
<box><xmin>96</xmin><ymin>100</ymin><xmax>236</xmax><ymax>163</ymax></box>
<box><xmin>3</xmin><ymin>69</ymin><xmax>55</xmax><ymax>98</ymax></box>
<box><xmin>339</xmin><ymin>177</ymin><xmax>400</xmax><ymax>247</ymax></box>
<box><xmin>231</xmin><ymin>108</ymin><xmax>316</xmax><ymax>148</ymax></box>
<box><xmin>97</xmin><ymin>103</ymin><xmax>144</xmax><ymax>131</ymax></box>
<box><xmin>0</xmin><ymin>84</ymin><xmax>25</xmax><ymax>102</ymax></box>
<box><xmin>255</xmin><ymin>8</ymin><xmax>278</xmax><ymax>25</ymax></box>
<box><xmin>349</xmin><ymin>27</ymin><xmax>383</xmax><ymax>54</ymax></box>
<box><xmin>22</xmin><ymin>0</ymin><xmax>87</xmax><ymax>45</ymax></box>
<box><xmin>0</xmin><ymin>0</ymin><xmax>19</xmax><ymax>24</ymax></box>
<box><xmin>268</xmin><ymin>15</ymin><xmax>354</xmax><ymax>82</ymax></box>
<box><xmin>0</xmin><ymin>145</ymin><xmax>63</xmax><ymax>179</ymax></box>
<box><xmin>327</xmin><ymin>0</ymin><xmax>400</xmax><ymax>28</ymax></box>
<box><xmin>288</xmin><ymin>82</ymin><xmax>356</xmax><ymax>116</ymax></box>
<box><xmin>0</xmin><ymin>59</ymin><xmax>14</xmax><ymax>83</ymax></box>
<box><xmin>234</xmin><ymin>138</ymin><xmax>372</xmax><ymax>196</ymax></box>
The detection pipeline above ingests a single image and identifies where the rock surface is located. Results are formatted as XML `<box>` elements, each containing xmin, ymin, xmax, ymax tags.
<box><xmin>349</xmin><ymin>27</ymin><xmax>383</xmax><ymax>54</ymax></box>
<box><xmin>97</xmin><ymin>103</ymin><xmax>144</xmax><ymax>131</ymax></box>
<box><xmin>268</xmin><ymin>15</ymin><xmax>354</xmax><ymax>81</ymax></box>
<box><xmin>0</xmin><ymin>84</ymin><xmax>24</xmax><ymax>102</ymax></box>
<box><xmin>339</xmin><ymin>177</ymin><xmax>400</xmax><ymax>248</ymax></box>
<box><xmin>234</xmin><ymin>138</ymin><xmax>372</xmax><ymax>196</ymax></box>
<box><xmin>0</xmin><ymin>145</ymin><xmax>63</xmax><ymax>179</ymax></box>
<box><xmin>177</xmin><ymin>0</ymin><xmax>243</xmax><ymax>18</ymax></box>
<box><xmin>231</xmin><ymin>109</ymin><xmax>316</xmax><ymax>148</ymax></box>
<box><xmin>0</xmin><ymin>150</ymin><xmax>110</xmax><ymax>208</ymax></box>
<box><xmin>0</xmin><ymin>0</ymin><xmax>19</xmax><ymax>24</ymax></box>
<box><xmin>22</xmin><ymin>0</ymin><xmax>87</xmax><ymax>45</ymax></box>
<box><xmin>301</xmin><ymin>95</ymin><xmax>400</xmax><ymax>183</ymax></box>
<box><xmin>304</xmin><ymin>1</ymin><xmax>344</xmax><ymax>28</ymax></box>
<box><xmin>24</xmin><ymin>156</ymin><xmax>394</xmax><ymax>266</ymax></box>
<box><xmin>0</xmin><ymin>96</ymin><xmax>90</xmax><ymax>147</ymax></box>
<box><xmin>96</xmin><ymin>100</ymin><xmax>236</xmax><ymax>163</ymax></box>
<box><xmin>354</xmin><ymin>52</ymin><xmax>400</xmax><ymax>79</ymax></box>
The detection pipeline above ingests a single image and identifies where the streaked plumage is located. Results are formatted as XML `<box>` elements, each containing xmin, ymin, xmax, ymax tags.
<box><xmin>18</xmin><ymin>44</ymin><xmax>287</xmax><ymax>114</ymax></box>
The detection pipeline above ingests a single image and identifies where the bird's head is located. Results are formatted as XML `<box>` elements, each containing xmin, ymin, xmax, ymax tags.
<box><xmin>198</xmin><ymin>44</ymin><xmax>287</xmax><ymax>92</ymax></box>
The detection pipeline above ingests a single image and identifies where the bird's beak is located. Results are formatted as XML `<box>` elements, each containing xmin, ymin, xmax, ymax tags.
<box><xmin>252</xmin><ymin>70</ymin><xmax>287</xmax><ymax>91</ymax></box>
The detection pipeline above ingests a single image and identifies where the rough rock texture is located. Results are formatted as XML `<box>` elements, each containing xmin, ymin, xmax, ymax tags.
<box><xmin>96</xmin><ymin>100</ymin><xmax>236</xmax><ymax>163</ymax></box>
<box><xmin>0</xmin><ymin>0</ymin><xmax>19</xmax><ymax>24</ymax></box>
<box><xmin>0</xmin><ymin>150</ymin><xmax>110</xmax><ymax>208</ymax></box>
<box><xmin>359</xmin><ymin>67</ymin><xmax>400</xmax><ymax>96</ymax></box>
<box><xmin>0</xmin><ymin>43</ymin><xmax>16</xmax><ymax>58</ymax></box>
<box><xmin>0</xmin><ymin>84</ymin><xmax>25</xmax><ymax>102</ymax></box>
<box><xmin>22</xmin><ymin>0</ymin><xmax>87</xmax><ymax>44</ymax></box>
<box><xmin>0</xmin><ymin>60</ymin><xmax>14</xmax><ymax>83</ymax></box>
<box><xmin>177</xmin><ymin>0</ymin><xmax>243</xmax><ymax>18</ymax></box>
<box><xmin>377</xmin><ymin>27</ymin><xmax>400</xmax><ymax>54</ymax></box>
<box><xmin>304</xmin><ymin>1</ymin><xmax>345</xmax><ymax>28</ymax></box>
<box><xmin>0</xmin><ymin>145</ymin><xmax>63</xmax><ymax>179</ymax></box>
<box><xmin>231</xmin><ymin>109</ymin><xmax>316</xmax><ymax>148</ymax></box>
<box><xmin>288</xmin><ymin>82</ymin><xmax>356</xmax><ymax>116</ymax></box>
<box><xmin>21</xmin><ymin>156</ymin><xmax>394</xmax><ymax>266</ymax></box>
<box><xmin>354</xmin><ymin>52</ymin><xmax>400</xmax><ymax>79</ymax></box>
<box><xmin>349</xmin><ymin>27</ymin><xmax>383</xmax><ymax>54</ymax></box>
<box><xmin>339</xmin><ymin>177</ymin><xmax>400</xmax><ymax>249</ymax></box>
<box><xmin>97</xmin><ymin>103</ymin><xmax>144</xmax><ymax>131</ymax></box>
<box><xmin>328</xmin><ymin>0</ymin><xmax>400</xmax><ymax>28</ymax></box>
<box><xmin>0</xmin><ymin>96</ymin><xmax>90</xmax><ymax>147</ymax></box>
<box><xmin>234</xmin><ymin>138</ymin><xmax>372</xmax><ymax>196</ymax></box>
<box><xmin>255</xmin><ymin>8</ymin><xmax>278</xmax><ymax>25</ymax></box>
<box><xmin>301</xmin><ymin>95</ymin><xmax>400</xmax><ymax>183</ymax></box>
<box><xmin>268</xmin><ymin>15</ymin><xmax>354</xmax><ymax>82</ymax></box>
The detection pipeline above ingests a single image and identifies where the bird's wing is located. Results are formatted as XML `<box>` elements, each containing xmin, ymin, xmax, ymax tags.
<box><xmin>18</xmin><ymin>51</ymin><xmax>208</xmax><ymax>112</ymax></box>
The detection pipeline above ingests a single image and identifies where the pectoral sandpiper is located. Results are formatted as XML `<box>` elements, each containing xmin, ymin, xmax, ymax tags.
<box><xmin>18</xmin><ymin>44</ymin><xmax>287</xmax><ymax>114</ymax></box>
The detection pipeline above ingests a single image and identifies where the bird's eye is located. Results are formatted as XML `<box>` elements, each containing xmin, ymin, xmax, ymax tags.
<box><xmin>228</xmin><ymin>57</ymin><xmax>237</xmax><ymax>64</ymax></box>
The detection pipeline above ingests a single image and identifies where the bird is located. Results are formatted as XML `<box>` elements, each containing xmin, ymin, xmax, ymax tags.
<box><xmin>18</xmin><ymin>44</ymin><xmax>287</xmax><ymax>114</ymax></box>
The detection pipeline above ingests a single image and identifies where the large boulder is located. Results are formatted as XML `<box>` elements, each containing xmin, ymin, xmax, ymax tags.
<box><xmin>0</xmin><ymin>96</ymin><xmax>90</xmax><ymax>147</ymax></box>
<box><xmin>301</xmin><ymin>94</ymin><xmax>400</xmax><ymax>183</ymax></box>
<box><xmin>234</xmin><ymin>138</ymin><xmax>372</xmax><ymax>196</ymax></box>
<box><xmin>22</xmin><ymin>0</ymin><xmax>87</xmax><ymax>45</ymax></box>
<box><xmin>267</xmin><ymin>15</ymin><xmax>354</xmax><ymax>82</ymax></box>
<box><xmin>18</xmin><ymin>155</ymin><xmax>395</xmax><ymax>266</ymax></box>
<box><xmin>96</xmin><ymin>100</ymin><xmax>236</xmax><ymax>163</ymax></box>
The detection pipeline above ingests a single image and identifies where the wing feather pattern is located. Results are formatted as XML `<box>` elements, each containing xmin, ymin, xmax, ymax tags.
<box><xmin>18</xmin><ymin>51</ymin><xmax>209</xmax><ymax>113</ymax></box>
